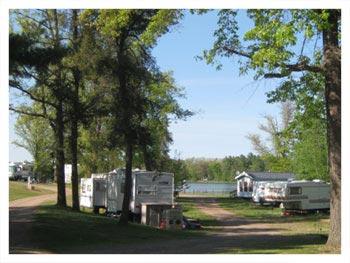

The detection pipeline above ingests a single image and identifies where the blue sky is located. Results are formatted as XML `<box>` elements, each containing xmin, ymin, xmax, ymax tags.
<box><xmin>9</xmin><ymin>10</ymin><xmax>282</xmax><ymax>162</ymax></box>
<box><xmin>152</xmin><ymin>11</ymin><xmax>281</xmax><ymax>159</ymax></box>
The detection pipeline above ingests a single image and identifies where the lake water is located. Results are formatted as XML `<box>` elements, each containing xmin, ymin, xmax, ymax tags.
<box><xmin>182</xmin><ymin>182</ymin><xmax>236</xmax><ymax>193</ymax></box>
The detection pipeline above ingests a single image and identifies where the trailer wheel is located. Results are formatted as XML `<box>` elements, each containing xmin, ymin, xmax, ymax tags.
<box><xmin>93</xmin><ymin>206</ymin><xmax>99</xmax><ymax>214</ymax></box>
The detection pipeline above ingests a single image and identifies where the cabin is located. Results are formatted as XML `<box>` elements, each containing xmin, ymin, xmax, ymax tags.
<box><xmin>234</xmin><ymin>171</ymin><xmax>294</xmax><ymax>198</ymax></box>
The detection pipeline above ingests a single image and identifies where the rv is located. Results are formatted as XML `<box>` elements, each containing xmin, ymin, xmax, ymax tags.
<box><xmin>264</xmin><ymin>180</ymin><xmax>330</xmax><ymax>211</ymax></box>
<box><xmin>80</xmin><ymin>169</ymin><xmax>175</xmax><ymax>217</ymax></box>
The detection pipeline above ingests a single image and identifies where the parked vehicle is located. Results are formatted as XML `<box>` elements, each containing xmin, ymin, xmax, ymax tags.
<box><xmin>80</xmin><ymin>169</ymin><xmax>175</xmax><ymax>219</ymax></box>
<box><xmin>263</xmin><ymin>180</ymin><xmax>330</xmax><ymax>211</ymax></box>
<box><xmin>9</xmin><ymin>161</ymin><xmax>34</xmax><ymax>181</ymax></box>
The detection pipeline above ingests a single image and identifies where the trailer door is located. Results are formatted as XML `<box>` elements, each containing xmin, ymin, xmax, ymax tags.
<box><xmin>80</xmin><ymin>178</ymin><xmax>93</xmax><ymax>208</ymax></box>
<box><xmin>93</xmin><ymin>178</ymin><xmax>107</xmax><ymax>207</ymax></box>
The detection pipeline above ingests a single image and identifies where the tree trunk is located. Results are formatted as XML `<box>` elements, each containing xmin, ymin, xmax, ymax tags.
<box><xmin>70</xmin><ymin>119</ymin><xmax>79</xmax><ymax>211</ymax></box>
<box><xmin>70</xmin><ymin>9</ymin><xmax>80</xmax><ymax>212</ymax></box>
<box><xmin>54</xmin><ymin>101</ymin><xmax>66</xmax><ymax>207</ymax></box>
<box><xmin>323</xmin><ymin>10</ymin><xmax>341</xmax><ymax>249</ymax></box>
<box><xmin>119</xmin><ymin>140</ymin><xmax>133</xmax><ymax>225</ymax></box>
<box><xmin>142</xmin><ymin>144</ymin><xmax>154</xmax><ymax>171</ymax></box>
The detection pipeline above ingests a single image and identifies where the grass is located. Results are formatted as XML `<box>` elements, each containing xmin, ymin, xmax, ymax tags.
<box><xmin>215</xmin><ymin>197</ymin><xmax>335</xmax><ymax>254</ymax></box>
<box><xmin>222</xmin><ymin>240</ymin><xmax>332</xmax><ymax>254</ymax></box>
<box><xmin>217</xmin><ymin>197</ymin><xmax>283</xmax><ymax>219</ymax></box>
<box><xmin>9</xmin><ymin>181</ymin><xmax>54</xmax><ymax>201</ymax></box>
<box><xmin>32</xmin><ymin>202</ymin><xmax>201</xmax><ymax>253</ymax></box>
<box><xmin>177</xmin><ymin>197</ymin><xmax>218</xmax><ymax>226</ymax></box>
<box><xmin>14</xmin><ymin>189</ymin><xmax>336</xmax><ymax>254</ymax></box>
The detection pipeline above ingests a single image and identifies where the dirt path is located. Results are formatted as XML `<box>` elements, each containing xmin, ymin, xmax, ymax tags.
<box><xmin>9</xmin><ymin>193</ymin><xmax>57</xmax><ymax>253</ymax></box>
<box><xmin>195</xmin><ymin>198</ymin><xmax>282</xmax><ymax>236</ymax></box>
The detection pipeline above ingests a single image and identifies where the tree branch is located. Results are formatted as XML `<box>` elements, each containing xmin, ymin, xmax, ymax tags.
<box><xmin>10</xmin><ymin>105</ymin><xmax>48</xmax><ymax>119</ymax></box>
<box><xmin>10</xmin><ymin>82</ymin><xmax>58</xmax><ymax>108</ymax></box>
<box><xmin>222</xmin><ymin>46</ymin><xmax>323</xmax><ymax>78</ymax></box>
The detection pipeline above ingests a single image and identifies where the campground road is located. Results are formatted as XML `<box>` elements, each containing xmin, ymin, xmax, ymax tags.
<box><xmin>9</xmin><ymin>193</ymin><xmax>57</xmax><ymax>254</ymax></box>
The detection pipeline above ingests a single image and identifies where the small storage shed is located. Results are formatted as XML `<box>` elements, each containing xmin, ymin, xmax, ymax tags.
<box><xmin>234</xmin><ymin>171</ymin><xmax>294</xmax><ymax>198</ymax></box>
<box><xmin>141</xmin><ymin>203</ymin><xmax>182</xmax><ymax>230</ymax></box>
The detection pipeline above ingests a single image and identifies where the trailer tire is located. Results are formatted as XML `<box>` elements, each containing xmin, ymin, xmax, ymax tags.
<box><xmin>93</xmin><ymin>206</ymin><xmax>99</xmax><ymax>214</ymax></box>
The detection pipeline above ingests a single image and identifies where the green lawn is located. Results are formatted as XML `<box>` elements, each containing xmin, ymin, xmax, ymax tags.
<box><xmin>217</xmin><ymin>197</ymin><xmax>283</xmax><ymax>219</ymax></box>
<box><xmin>32</xmin><ymin>203</ymin><xmax>200</xmax><ymax>253</ymax></box>
<box><xmin>177</xmin><ymin>197</ymin><xmax>218</xmax><ymax>226</ymax></box>
<box><xmin>9</xmin><ymin>181</ymin><xmax>55</xmax><ymax>201</ymax></box>
<box><xmin>16</xmin><ymin>190</ymin><xmax>336</xmax><ymax>254</ymax></box>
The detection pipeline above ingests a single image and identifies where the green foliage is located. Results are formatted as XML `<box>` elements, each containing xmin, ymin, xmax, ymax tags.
<box><xmin>78</xmin><ymin>117</ymin><xmax>124</xmax><ymax>176</ymax></box>
<box><xmin>291</xmin><ymin>118</ymin><xmax>328</xmax><ymax>181</ymax></box>
<box><xmin>13</xmin><ymin>109</ymin><xmax>54</xmax><ymax>181</ymax></box>
<box><xmin>183</xmin><ymin>153</ymin><xmax>266</xmax><ymax>182</ymax></box>
<box><xmin>201</xmin><ymin>10</ymin><xmax>327</xmax><ymax>79</ymax></box>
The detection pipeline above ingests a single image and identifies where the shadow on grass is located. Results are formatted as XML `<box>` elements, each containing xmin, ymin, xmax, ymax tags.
<box><xmin>64</xmin><ymin>232</ymin><xmax>329</xmax><ymax>254</ymax></box>
<box><xmin>25</xmin><ymin>205</ymin><xmax>201</xmax><ymax>253</ymax></box>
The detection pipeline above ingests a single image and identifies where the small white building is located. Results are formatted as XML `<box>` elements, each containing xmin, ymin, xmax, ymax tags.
<box><xmin>234</xmin><ymin>171</ymin><xmax>294</xmax><ymax>198</ymax></box>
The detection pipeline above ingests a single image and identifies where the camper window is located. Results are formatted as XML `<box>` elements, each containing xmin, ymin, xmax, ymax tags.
<box><xmin>82</xmin><ymin>183</ymin><xmax>86</xmax><ymax>193</ymax></box>
<box><xmin>137</xmin><ymin>186</ymin><xmax>156</xmax><ymax>196</ymax></box>
<box><xmin>87</xmin><ymin>184</ymin><xmax>91</xmax><ymax>192</ymax></box>
<box><xmin>289</xmin><ymin>187</ymin><xmax>302</xmax><ymax>195</ymax></box>
<box><xmin>120</xmin><ymin>182</ymin><xmax>125</xmax><ymax>194</ymax></box>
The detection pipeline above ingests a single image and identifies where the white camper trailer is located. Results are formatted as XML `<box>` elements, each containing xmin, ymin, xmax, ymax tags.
<box><xmin>80</xmin><ymin>169</ymin><xmax>174</xmax><ymax>216</ymax></box>
<box><xmin>263</xmin><ymin>180</ymin><xmax>330</xmax><ymax>211</ymax></box>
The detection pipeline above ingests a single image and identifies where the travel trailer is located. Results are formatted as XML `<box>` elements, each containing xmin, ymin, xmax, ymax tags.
<box><xmin>263</xmin><ymin>180</ymin><xmax>330</xmax><ymax>211</ymax></box>
<box><xmin>80</xmin><ymin>169</ymin><xmax>175</xmax><ymax>217</ymax></box>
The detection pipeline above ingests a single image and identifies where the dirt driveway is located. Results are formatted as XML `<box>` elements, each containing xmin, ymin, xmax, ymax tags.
<box><xmin>9</xmin><ymin>193</ymin><xmax>56</xmax><ymax>253</ymax></box>
<box><xmin>196</xmin><ymin>197</ymin><xmax>282</xmax><ymax>236</ymax></box>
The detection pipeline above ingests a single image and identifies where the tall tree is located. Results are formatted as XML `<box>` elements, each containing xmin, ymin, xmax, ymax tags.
<box><xmin>10</xmin><ymin>9</ymin><xmax>72</xmax><ymax>207</ymax></box>
<box><xmin>82</xmin><ymin>9</ymin><xmax>183</xmax><ymax>224</ymax></box>
<box><xmin>201</xmin><ymin>9</ymin><xmax>341</xmax><ymax>247</ymax></box>
<box><xmin>246</xmin><ymin>102</ymin><xmax>294</xmax><ymax>172</ymax></box>
<box><xmin>66</xmin><ymin>9</ymin><xmax>82</xmax><ymax>211</ymax></box>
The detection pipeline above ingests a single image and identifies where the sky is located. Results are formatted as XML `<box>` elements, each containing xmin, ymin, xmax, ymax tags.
<box><xmin>9</xmin><ymin>10</ymin><xmax>282</xmax><ymax>162</ymax></box>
